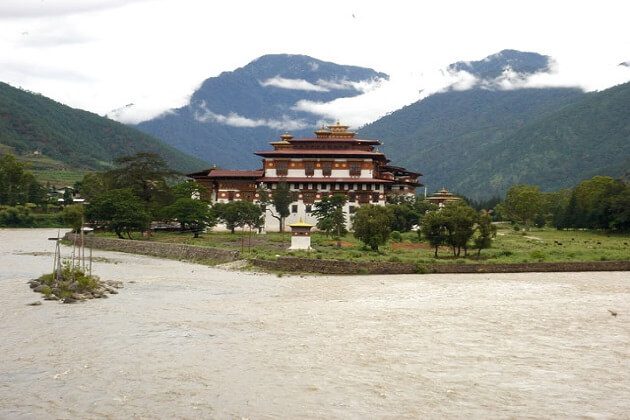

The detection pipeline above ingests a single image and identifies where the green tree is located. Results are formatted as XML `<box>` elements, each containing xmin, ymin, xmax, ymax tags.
<box><xmin>76</xmin><ymin>172</ymin><xmax>109</xmax><ymax>202</ymax></box>
<box><xmin>474</xmin><ymin>210</ymin><xmax>497</xmax><ymax>256</ymax></box>
<box><xmin>0</xmin><ymin>205</ymin><xmax>35</xmax><ymax>227</ymax></box>
<box><xmin>259</xmin><ymin>182</ymin><xmax>292</xmax><ymax>232</ymax></box>
<box><xmin>0</xmin><ymin>154</ymin><xmax>46</xmax><ymax>206</ymax></box>
<box><xmin>214</xmin><ymin>201</ymin><xmax>262</xmax><ymax>234</ymax></box>
<box><xmin>85</xmin><ymin>189</ymin><xmax>150</xmax><ymax>239</ymax></box>
<box><xmin>499</xmin><ymin>184</ymin><xmax>545</xmax><ymax>228</ymax></box>
<box><xmin>163</xmin><ymin>198</ymin><xmax>216</xmax><ymax>237</ymax></box>
<box><xmin>441</xmin><ymin>201</ymin><xmax>478</xmax><ymax>256</ymax></box>
<box><xmin>386</xmin><ymin>196</ymin><xmax>437</xmax><ymax>231</ymax></box>
<box><xmin>172</xmin><ymin>180</ymin><xmax>208</xmax><ymax>201</ymax></box>
<box><xmin>352</xmin><ymin>205</ymin><xmax>394</xmax><ymax>251</ymax></box>
<box><xmin>572</xmin><ymin>176</ymin><xmax>625</xmax><ymax>229</ymax></box>
<box><xmin>312</xmin><ymin>194</ymin><xmax>347</xmax><ymax>239</ymax></box>
<box><xmin>62</xmin><ymin>204</ymin><xmax>84</xmax><ymax>233</ymax></box>
<box><xmin>420</xmin><ymin>210</ymin><xmax>448</xmax><ymax>258</ymax></box>
<box><xmin>104</xmin><ymin>152</ymin><xmax>177</xmax><ymax>216</ymax></box>
<box><xmin>609</xmin><ymin>186</ymin><xmax>630</xmax><ymax>231</ymax></box>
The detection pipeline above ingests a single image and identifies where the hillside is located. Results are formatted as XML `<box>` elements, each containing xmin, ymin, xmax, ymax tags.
<box><xmin>464</xmin><ymin>81</ymin><xmax>630</xmax><ymax>194</ymax></box>
<box><xmin>359</xmin><ymin>49</ymin><xmax>630</xmax><ymax>199</ymax></box>
<box><xmin>136</xmin><ymin>54</ymin><xmax>388</xmax><ymax>168</ymax></box>
<box><xmin>0</xmin><ymin>82</ymin><xmax>208</xmax><ymax>175</ymax></box>
<box><xmin>359</xmin><ymin>87</ymin><xmax>585</xmax><ymax>196</ymax></box>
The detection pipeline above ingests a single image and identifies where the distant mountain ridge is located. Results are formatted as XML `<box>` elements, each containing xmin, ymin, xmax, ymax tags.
<box><xmin>360</xmin><ymin>50</ymin><xmax>630</xmax><ymax>198</ymax></box>
<box><xmin>448</xmin><ymin>49</ymin><xmax>553</xmax><ymax>80</ymax></box>
<box><xmin>0</xmin><ymin>82</ymin><xmax>207</xmax><ymax>173</ymax></box>
<box><xmin>136</xmin><ymin>54</ymin><xmax>388</xmax><ymax>168</ymax></box>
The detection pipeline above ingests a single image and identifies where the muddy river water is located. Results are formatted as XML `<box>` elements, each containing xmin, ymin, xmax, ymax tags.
<box><xmin>1</xmin><ymin>229</ymin><xmax>629</xmax><ymax>418</ymax></box>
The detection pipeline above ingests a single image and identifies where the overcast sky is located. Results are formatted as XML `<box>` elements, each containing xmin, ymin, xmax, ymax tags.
<box><xmin>1</xmin><ymin>0</ymin><xmax>629</xmax><ymax>126</ymax></box>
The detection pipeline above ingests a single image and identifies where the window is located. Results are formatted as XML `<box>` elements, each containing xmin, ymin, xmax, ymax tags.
<box><xmin>291</xmin><ymin>204</ymin><xmax>298</xmax><ymax>213</ymax></box>
<box><xmin>276</xmin><ymin>160</ymin><xmax>288</xmax><ymax>176</ymax></box>
<box><xmin>293</xmin><ymin>183</ymin><xmax>299</xmax><ymax>190</ymax></box>
<box><xmin>349</xmin><ymin>161</ymin><xmax>361</xmax><ymax>176</ymax></box>
<box><xmin>348</xmin><ymin>192</ymin><xmax>356</xmax><ymax>203</ymax></box>
<box><xmin>304</xmin><ymin>161</ymin><xmax>315</xmax><ymax>176</ymax></box>
<box><xmin>322</xmin><ymin>161</ymin><xmax>332</xmax><ymax>176</ymax></box>
<box><xmin>305</xmin><ymin>204</ymin><xmax>312</xmax><ymax>213</ymax></box>
<box><xmin>349</xmin><ymin>205</ymin><xmax>356</xmax><ymax>214</ymax></box>
<box><xmin>322</xmin><ymin>184</ymin><xmax>328</xmax><ymax>190</ymax></box>
<box><xmin>372</xmin><ymin>193</ymin><xmax>379</xmax><ymax>203</ymax></box>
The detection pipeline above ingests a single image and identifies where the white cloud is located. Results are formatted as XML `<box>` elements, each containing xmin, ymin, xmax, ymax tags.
<box><xmin>292</xmin><ymin>73</ymin><xmax>446</xmax><ymax>128</ymax></box>
<box><xmin>0</xmin><ymin>0</ymin><xmax>628</xmax><ymax>127</ymax></box>
<box><xmin>0</xmin><ymin>0</ymin><xmax>153</xmax><ymax>18</ymax></box>
<box><xmin>193</xmin><ymin>101</ymin><xmax>309</xmax><ymax>130</ymax></box>
<box><xmin>260</xmin><ymin>76</ymin><xmax>385</xmax><ymax>93</ymax></box>
<box><xmin>260</xmin><ymin>77</ymin><xmax>329</xmax><ymax>92</ymax></box>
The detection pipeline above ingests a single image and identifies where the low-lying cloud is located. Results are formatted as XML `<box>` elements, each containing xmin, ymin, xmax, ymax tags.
<box><xmin>193</xmin><ymin>101</ymin><xmax>309</xmax><ymax>130</ymax></box>
<box><xmin>260</xmin><ymin>77</ymin><xmax>329</xmax><ymax>92</ymax></box>
<box><xmin>259</xmin><ymin>76</ymin><xmax>384</xmax><ymax>93</ymax></box>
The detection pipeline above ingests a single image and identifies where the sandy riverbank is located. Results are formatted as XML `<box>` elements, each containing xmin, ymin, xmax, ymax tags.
<box><xmin>1</xmin><ymin>228</ymin><xmax>629</xmax><ymax>418</ymax></box>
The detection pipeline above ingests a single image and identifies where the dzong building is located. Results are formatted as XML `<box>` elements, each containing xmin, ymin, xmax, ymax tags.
<box><xmin>188</xmin><ymin>122</ymin><xmax>422</xmax><ymax>232</ymax></box>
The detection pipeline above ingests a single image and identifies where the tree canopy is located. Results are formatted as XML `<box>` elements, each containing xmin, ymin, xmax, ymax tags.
<box><xmin>311</xmin><ymin>194</ymin><xmax>347</xmax><ymax>238</ymax></box>
<box><xmin>352</xmin><ymin>205</ymin><xmax>394</xmax><ymax>251</ymax></box>
<box><xmin>85</xmin><ymin>188</ymin><xmax>150</xmax><ymax>239</ymax></box>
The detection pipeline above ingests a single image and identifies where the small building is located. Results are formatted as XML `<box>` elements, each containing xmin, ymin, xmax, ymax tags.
<box><xmin>189</xmin><ymin>122</ymin><xmax>422</xmax><ymax>231</ymax></box>
<box><xmin>289</xmin><ymin>219</ymin><xmax>314</xmax><ymax>250</ymax></box>
<box><xmin>426</xmin><ymin>187</ymin><xmax>461</xmax><ymax>207</ymax></box>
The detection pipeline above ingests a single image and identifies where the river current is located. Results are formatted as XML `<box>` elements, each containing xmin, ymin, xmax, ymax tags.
<box><xmin>1</xmin><ymin>229</ymin><xmax>629</xmax><ymax>418</ymax></box>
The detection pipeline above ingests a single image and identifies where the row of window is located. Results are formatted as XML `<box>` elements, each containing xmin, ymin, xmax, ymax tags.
<box><xmin>275</xmin><ymin>161</ymin><xmax>362</xmax><ymax>176</ymax></box>
<box><xmin>265</xmin><ymin>183</ymin><xmax>383</xmax><ymax>192</ymax></box>
<box><xmin>292</xmin><ymin>204</ymin><xmax>361</xmax><ymax>214</ymax></box>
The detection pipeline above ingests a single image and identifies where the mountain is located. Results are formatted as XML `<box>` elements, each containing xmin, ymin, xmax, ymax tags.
<box><xmin>360</xmin><ymin>50</ymin><xmax>630</xmax><ymax>198</ymax></box>
<box><xmin>136</xmin><ymin>54</ymin><xmax>388</xmax><ymax>168</ymax></box>
<box><xmin>360</xmin><ymin>87</ymin><xmax>585</xmax><ymax>196</ymax></box>
<box><xmin>448</xmin><ymin>49</ymin><xmax>553</xmax><ymax>80</ymax></box>
<box><xmin>0</xmin><ymin>81</ymin><xmax>207</xmax><ymax>175</ymax></box>
<box><xmin>360</xmin><ymin>49</ymin><xmax>630</xmax><ymax>198</ymax></box>
<box><xmin>466</xmin><ymin>81</ymin><xmax>630</xmax><ymax>193</ymax></box>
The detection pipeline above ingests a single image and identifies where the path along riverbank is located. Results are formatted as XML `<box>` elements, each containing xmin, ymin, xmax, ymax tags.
<box><xmin>1</xmin><ymin>228</ymin><xmax>629</xmax><ymax>418</ymax></box>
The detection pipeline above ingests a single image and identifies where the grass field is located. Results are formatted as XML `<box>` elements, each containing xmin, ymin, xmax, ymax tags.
<box><xmin>96</xmin><ymin>224</ymin><xmax>630</xmax><ymax>265</ymax></box>
<box><xmin>31</xmin><ymin>169</ymin><xmax>86</xmax><ymax>186</ymax></box>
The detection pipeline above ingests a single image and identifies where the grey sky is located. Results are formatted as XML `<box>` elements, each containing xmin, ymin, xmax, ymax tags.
<box><xmin>1</xmin><ymin>0</ymin><xmax>628</xmax><ymax>126</ymax></box>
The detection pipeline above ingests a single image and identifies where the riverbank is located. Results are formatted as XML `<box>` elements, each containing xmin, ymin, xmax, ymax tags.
<box><xmin>1</xmin><ymin>228</ymin><xmax>629</xmax><ymax>418</ymax></box>
<box><xmin>66</xmin><ymin>232</ymin><xmax>630</xmax><ymax>274</ymax></box>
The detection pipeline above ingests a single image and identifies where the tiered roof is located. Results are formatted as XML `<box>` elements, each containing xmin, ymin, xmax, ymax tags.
<box><xmin>255</xmin><ymin>122</ymin><xmax>387</xmax><ymax>159</ymax></box>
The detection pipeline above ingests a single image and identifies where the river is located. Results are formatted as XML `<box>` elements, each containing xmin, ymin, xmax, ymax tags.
<box><xmin>1</xmin><ymin>228</ymin><xmax>629</xmax><ymax>418</ymax></box>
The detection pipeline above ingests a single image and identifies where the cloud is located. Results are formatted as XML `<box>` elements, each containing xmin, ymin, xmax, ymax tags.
<box><xmin>443</xmin><ymin>55</ymin><xmax>630</xmax><ymax>93</ymax></box>
<box><xmin>292</xmin><ymin>73</ymin><xmax>440</xmax><ymax>128</ymax></box>
<box><xmin>193</xmin><ymin>101</ymin><xmax>309</xmax><ymax>130</ymax></box>
<box><xmin>0</xmin><ymin>59</ymin><xmax>92</xmax><ymax>83</ymax></box>
<box><xmin>260</xmin><ymin>77</ymin><xmax>329</xmax><ymax>92</ymax></box>
<box><xmin>259</xmin><ymin>76</ymin><xmax>384</xmax><ymax>93</ymax></box>
<box><xmin>17</xmin><ymin>24</ymin><xmax>94</xmax><ymax>48</ymax></box>
<box><xmin>0</xmin><ymin>0</ymin><xmax>153</xmax><ymax>18</ymax></box>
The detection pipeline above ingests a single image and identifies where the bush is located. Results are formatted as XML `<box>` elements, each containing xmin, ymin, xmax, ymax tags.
<box><xmin>390</xmin><ymin>230</ymin><xmax>402</xmax><ymax>242</ymax></box>
<box><xmin>0</xmin><ymin>205</ymin><xmax>35</xmax><ymax>227</ymax></box>
<box><xmin>529</xmin><ymin>250</ymin><xmax>546</xmax><ymax>261</ymax></box>
<box><xmin>414</xmin><ymin>263</ymin><xmax>429</xmax><ymax>274</ymax></box>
